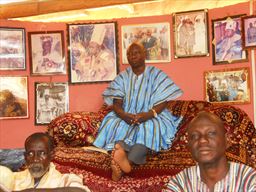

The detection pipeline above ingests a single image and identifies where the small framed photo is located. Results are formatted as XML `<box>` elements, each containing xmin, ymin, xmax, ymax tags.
<box><xmin>173</xmin><ymin>9</ymin><xmax>209</xmax><ymax>58</ymax></box>
<box><xmin>0</xmin><ymin>76</ymin><xmax>29</xmax><ymax>119</ymax></box>
<box><xmin>121</xmin><ymin>22</ymin><xmax>171</xmax><ymax>63</ymax></box>
<box><xmin>35</xmin><ymin>82</ymin><xmax>69</xmax><ymax>125</ymax></box>
<box><xmin>242</xmin><ymin>15</ymin><xmax>256</xmax><ymax>49</ymax></box>
<box><xmin>212</xmin><ymin>15</ymin><xmax>248</xmax><ymax>65</ymax></box>
<box><xmin>0</xmin><ymin>27</ymin><xmax>26</xmax><ymax>70</ymax></box>
<box><xmin>28</xmin><ymin>31</ymin><xmax>66</xmax><ymax>75</ymax></box>
<box><xmin>204</xmin><ymin>67</ymin><xmax>250</xmax><ymax>104</ymax></box>
<box><xmin>68</xmin><ymin>22</ymin><xmax>118</xmax><ymax>84</ymax></box>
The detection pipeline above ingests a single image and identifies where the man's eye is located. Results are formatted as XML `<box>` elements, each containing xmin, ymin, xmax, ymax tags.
<box><xmin>190</xmin><ymin>134</ymin><xmax>199</xmax><ymax>140</ymax></box>
<box><xmin>28</xmin><ymin>152</ymin><xmax>34</xmax><ymax>157</ymax></box>
<box><xmin>208</xmin><ymin>131</ymin><xmax>216</xmax><ymax>137</ymax></box>
<box><xmin>39</xmin><ymin>151</ymin><xmax>47</xmax><ymax>156</ymax></box>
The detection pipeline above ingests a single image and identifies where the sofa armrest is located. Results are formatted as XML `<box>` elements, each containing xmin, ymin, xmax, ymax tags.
<box><xmin>47</xmin><ymin>104</ymin><xmax>112</xmax><ymax>147</ymax></box>
<box><xmin>47</xmin><ymin>111</ymin><xmax>100</xmax><ymax>147</ymax></box>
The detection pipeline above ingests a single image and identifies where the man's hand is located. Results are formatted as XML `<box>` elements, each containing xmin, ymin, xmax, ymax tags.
<box><xmin>134</xmin><ymin>112</ymin><xmax>152</xmax><ymax>124</ymax></box>
<box><xmin>121</xmin><ymin>112</ymin><xmax>137</xmax><ymax>125</ymax></box>
<box><xmin>113</xmin><ymin>99</ymin><xmax>137</xmax><ymax>125</ymax></box>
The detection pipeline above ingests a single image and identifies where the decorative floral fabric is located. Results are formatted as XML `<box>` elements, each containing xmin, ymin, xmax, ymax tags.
<box><xmin>47</xmin><ymin>104</ymin><xmax>112</xmax><ymax>147</ymax></box>
<box><xmin>48</xmin><ymin>100</ymin><xmax>256</xmax><ymax>192</ymax></box>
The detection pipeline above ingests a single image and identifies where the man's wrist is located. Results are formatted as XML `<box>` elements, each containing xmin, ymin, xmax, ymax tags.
<box><xmin>150</xmin><ymin>109</ymin><xmax>157</xmax><ymax>118</ymax></box>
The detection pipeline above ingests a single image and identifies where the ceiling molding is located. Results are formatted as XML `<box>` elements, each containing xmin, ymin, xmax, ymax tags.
<box><xmin>0</xmin><ymin>0</ymin><xmax>156</xmax><ymax>19</ymax></box>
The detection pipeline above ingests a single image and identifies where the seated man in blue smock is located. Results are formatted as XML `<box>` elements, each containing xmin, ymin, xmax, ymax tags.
<box><xmin>93</xmin><ymin>42</ymin><xmax>183</xmax><ymax>181</ymax></box>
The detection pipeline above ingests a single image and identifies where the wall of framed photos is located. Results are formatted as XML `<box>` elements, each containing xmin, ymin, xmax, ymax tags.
<box><xmin>0</xmin><ymin>1</ymin><xmax>255</xmax><ymax>148</ymax></box>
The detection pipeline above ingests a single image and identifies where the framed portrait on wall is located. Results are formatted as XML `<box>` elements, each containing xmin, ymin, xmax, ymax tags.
<box><xmin>35</xmin><ymin>82</ymin><xmax>69</xmax><ymax>125</ymax></box>
<box><xmin>121</xmin><ymin>22</ymin><xmax>171</xmax><ymax>63</ymax></box>
<box><xmin>0</xmin><ymin>27</ymin><xmax>26</xmax><ymax>70</ymax></box>
<box><xmin>212</xmin><ymin>15</ymin><xmax>248</xmax><ymax>65</ymax></box>
<box><xmin>173</xmin><ymin>9</ymin><xmax>209</xmax><ymax>58</ymax></box>
<box><xmin>241</xmin><ymin>15</ymin><xmax>256</xmax><ymax>49</ymax></box>
<box><xmin>204</xmin><ymin>67</ymin><xmax>250</xmax><ymax>104</ymax></box>
<box><xmin>28</xmin><ymin>31</ymin><xmax>66</xmax><ymax>75</ymax></box>
<box><xmin>68</xmin><ymin>22</ymin><xmax>118</xmax><ymax>84</ymax></box>
<box><xmin>0</xmin><ymin>76</ymin><xmax>29</xmax><ymax>119</ymax></box>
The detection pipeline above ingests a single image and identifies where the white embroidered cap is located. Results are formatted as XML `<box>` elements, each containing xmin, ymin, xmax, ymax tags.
<box><xmin>90</xmin><ymin>24</ymin><xmax>106</xmax><ymax>45</ymax></box>
<box><xmin>225</xmin><ymin>20</ymin><xmax>237</xmax><ymax>31</ymax></box>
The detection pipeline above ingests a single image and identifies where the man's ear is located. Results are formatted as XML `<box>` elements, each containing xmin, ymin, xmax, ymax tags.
<box><xmin>185</xmin><ymin>132</ymin><xmax>191</xmax><ymax>151</ymax></box>
<box><xmin>23</xmin><ymin>151</ymin><xmax>28</xmax><ymax>165</ymax></box>
<box><xmin>49</xmin><ymin>150</ymin><xmax>54</xmax><ymax>159</ymax></box>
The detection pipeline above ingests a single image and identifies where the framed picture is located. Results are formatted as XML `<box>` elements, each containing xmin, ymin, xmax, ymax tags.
<box><xmin>68</xmin><ymin>22</ymin><xmax>118</xmax><ymax>83</ymax></box>
<box><xmin>212</xmin><ymin>15</ymin><xmax>248</xmax><ymax>65</ymax></box>
<box><xmin>173</xmin><ymin>9</ymin><xmax>209</xmax><ymax>58</ymax></box>
<box><xmin>121</xmin><ymin>22</ymin><xmax>171</xmax><ymax>63</ymax></box>
<box><xmin>242</xmin><ymin>15</ymin><xmax>256</xmax><ymax>49</ymax></box>
<box><xmin>35</xmin><ymin>82</ymin><xmax>69</xmax><ymax>125</ymax></box>
<box><xmin>204</xmin><ymin>67</ymin><xmax>250</xmax><ymax>104</ymax></box>
<box><xmin>0</xmin><ymin>27</ymin><xmax>26</xmax><ymax>70</ymax></box>
<box><xmin>28</xmin><ymin>31</ymin><xmax>66</xmax><ymax>75</ymax></box>
<box><xmin>0</xmin><ymin>76</ymin><xmax>28</xmax><ymax>119</ymax></box>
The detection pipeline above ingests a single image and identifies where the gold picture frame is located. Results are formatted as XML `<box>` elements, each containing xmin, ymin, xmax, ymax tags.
<box><xmin>204</xmin><ymin>67</ymin><xmax>250</xmax><ymax>104</ymax></box>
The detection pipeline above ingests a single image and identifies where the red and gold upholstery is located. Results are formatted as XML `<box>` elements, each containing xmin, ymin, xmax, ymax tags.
<box><xmin>47</xmin><ymin>104</ymin><xmax>111</xmax><ymax>147</ymax></box>
<box><xmin>47</xmin><ymin>100</ymin><xmax>256</xmax><ymax>192</ymax></box>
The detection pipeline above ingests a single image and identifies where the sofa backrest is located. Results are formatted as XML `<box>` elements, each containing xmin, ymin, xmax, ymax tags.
<box><xmin>47</xmin><ymin>100</ymin><xmax>256</xmax><ymax>169</ymax></box>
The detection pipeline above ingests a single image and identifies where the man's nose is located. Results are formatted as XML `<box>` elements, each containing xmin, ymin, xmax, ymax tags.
<box><xmin>33</xmin><ymin>152</ymin><xmax>41</xmax><ymax>162</ymax></box>
<box><xmin>198</xmin><ymin>135</ymin><xmax>209</xmax><ymax>144</ymax></box>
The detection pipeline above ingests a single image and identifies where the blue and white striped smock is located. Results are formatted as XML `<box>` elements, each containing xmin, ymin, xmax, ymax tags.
<box><xmin>93</xmin><ymin>66</ymin><xmax>183</xmax><ymax>152</ymax></box>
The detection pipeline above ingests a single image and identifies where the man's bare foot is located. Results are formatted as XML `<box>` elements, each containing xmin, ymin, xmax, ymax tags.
<box><xmin>110</xmin><ymin>159</ymin><xmax>123</xmax><ymax>181</ymax></box>
<box><xmin>113</xmin><ymin>143</ymin><xmax>132</xmax><ymax>173</ymax></box>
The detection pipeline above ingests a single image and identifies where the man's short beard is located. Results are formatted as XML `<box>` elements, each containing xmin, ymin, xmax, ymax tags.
<box><xmin>28</xmin><ymin>163</ymin><xmax>47</xmax><ymax>179</ymax></box>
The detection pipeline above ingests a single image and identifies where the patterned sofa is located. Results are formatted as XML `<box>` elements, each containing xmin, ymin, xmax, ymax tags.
<box><xmin>47</xmin><ymin>100</ymin><xmax>256</xmax><ymax>192</ymax></box>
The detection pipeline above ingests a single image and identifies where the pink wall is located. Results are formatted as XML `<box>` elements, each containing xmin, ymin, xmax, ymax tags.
<box><xmin>0</xmin><ymin>2</ymin><xmax>254</xmax><ymax>149</ymax></box>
